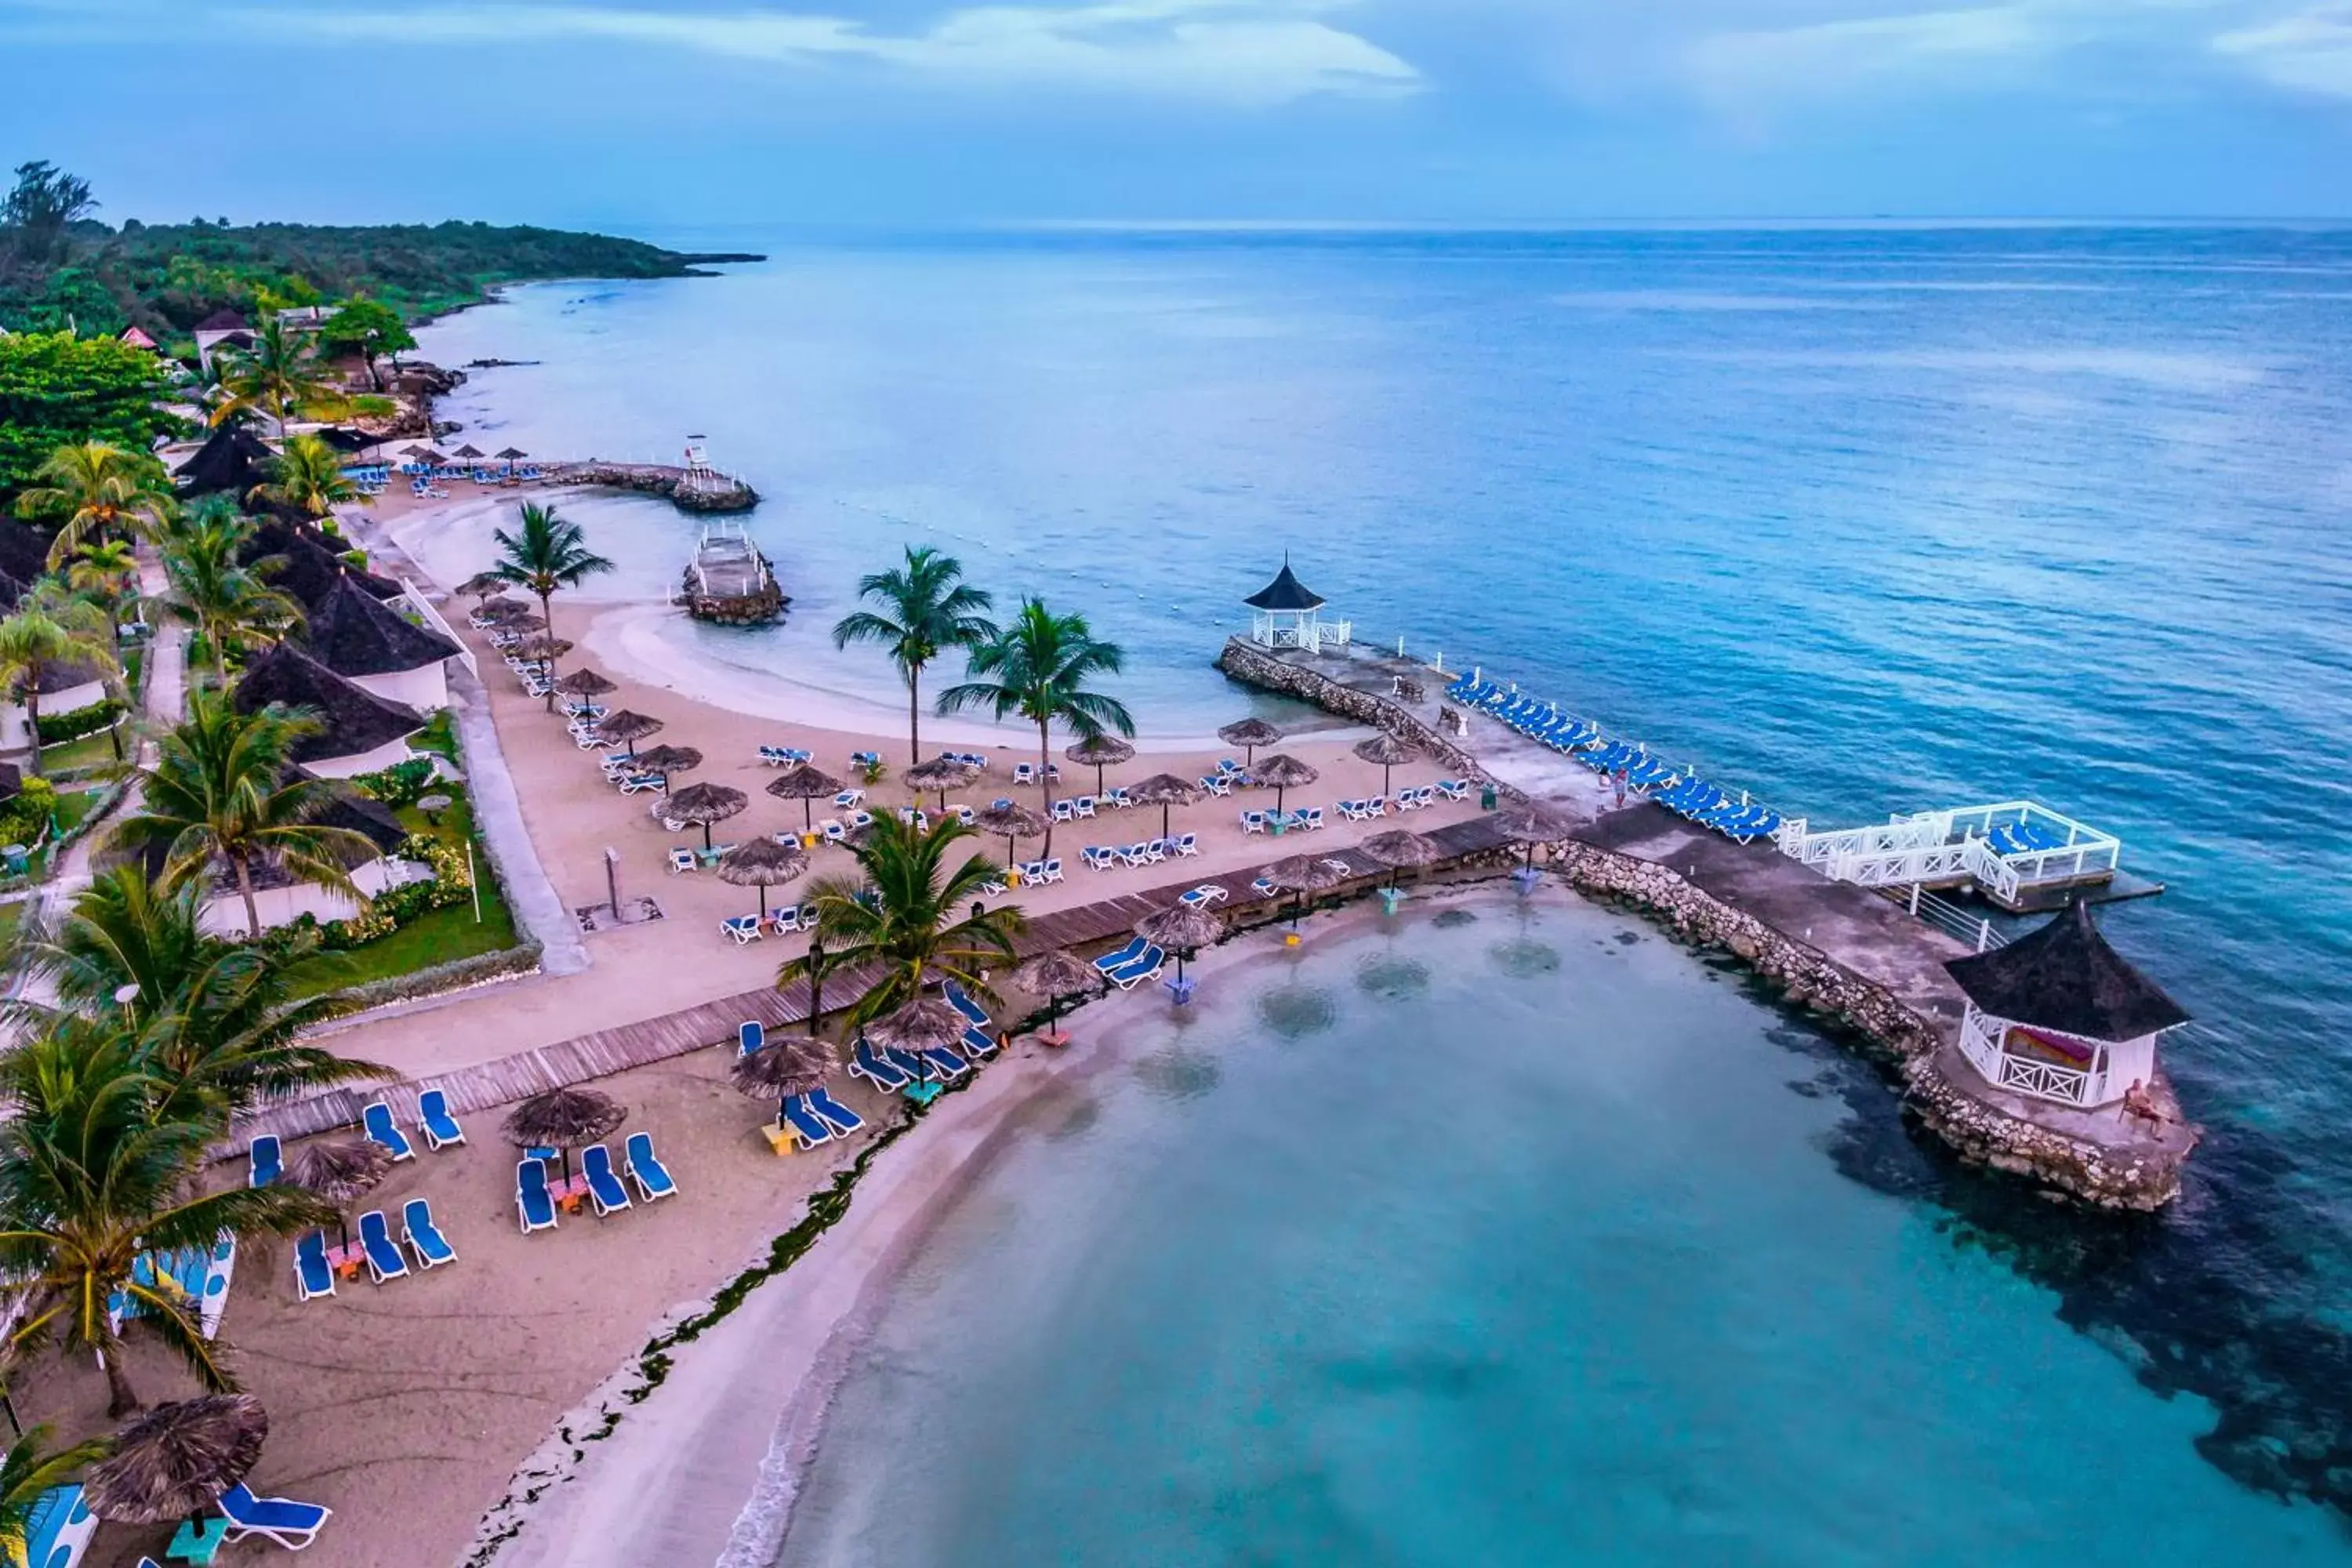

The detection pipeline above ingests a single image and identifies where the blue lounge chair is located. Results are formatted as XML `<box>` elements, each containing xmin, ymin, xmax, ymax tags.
<box><xmin>23</xmin><ymin>1485</ymin><xmax>94</xmax><ymax>1568</ymax></box>
<box><xmin>249</xmin><ymin>1134</ymin><xmax>281</xmax><ymax>1188</ymax></box>
<box><xmin>808</xmin><ymin>1087</ymin><xmax>865</xmax><ymax>1134</ymax></box>
<box><xmin>919</xmin><ymin>1046</ymin><xmax>970</xmax><ymax>1081</ymax></box>
<box><xmin>624</xmin><ymin>1132</ymin><xmax>677</xmax><ymax>1202</ymax></box>
<box><xmin>946</xmin><ymin>983</ymin><xmax>990</xmax><ymax>1028</ymax></box>
<box><xmin>961</xmin><ymin>1025</ymin><xmax>1000</xmax><ymax>1058</ymax></box>
<box><xmin>739</xmin><ymin>1019</ymin><xmax>765</xmax><ymax>1054</ymax></box>
<box><xmin>851</xmin><ymin>1039</ymin><xmax>912</xmax><ymax>1091</ymax></box>
<box><xmin>401</xmin><ymin>1198</ymin><xmax>456</xmax><ymax>1269</ymax></box>
<box><xmin>357</xmin><ymin>1209</ymin><xmax>408</xmax><ymax>1284</ymax></box>
<box><xmin>294</xmin><ymin>1230</ymin><xmax>335</xmax><ymax>1302</ymax></box>
<box><xmin>779</xmin><ymin>1096</ymin><xmax>833</xmax><ymax>1150</ymax></box>
<box><xmin>361</xmin><ymin>1102</ymin><xmax>414</xmax><ymax>1163</ymax></box>
<box><xmin>1107</xmin><ymin>945</ymin><xmax>1165</xmax><ymax>990</ymax></box>
<box><xmin>721</xmin><ymin>915</ymin><xmax>763</xmax><ymax>946</ymax></box>
<box><xmin>885</xmin><ymin>1045</ymin><xmax>935</xmax><ymax>1083</ymax></box>
<box><xmin>516</xmin><ymin>1159</ymin><xmax>558</xmax><ymax>1234</ymax></box>
<box><xmin>582</xmin><ymin>1143</ymin><xmax>632</xmax><ymax>1215</ymax></box>
<box><xmin>1094</xmin><ymin>935</ymin><xmax>1150</xmax><ymax>975</ymax></box>
<box><xmin>418</xmin><ymin>1089</ymin><xmax>465</xmax><ymax>1151</ymax></box>
<box><xmin>217</xmin><ymin>1483</ymin><xmax>332</xmax><ymax>1551</ymax></box>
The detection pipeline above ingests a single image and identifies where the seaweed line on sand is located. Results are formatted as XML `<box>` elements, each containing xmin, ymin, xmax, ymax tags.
<box><xmin>458</xmin><ymin>1084</ymin><xmax>953</xmax><ymax>1567</ymax></box>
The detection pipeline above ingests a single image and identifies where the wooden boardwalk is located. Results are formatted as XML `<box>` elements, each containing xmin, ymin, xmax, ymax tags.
<box><xmin>237</xmin><ymin>817</ymin><xmax>1512</xmax><ymax>1147</ymax></box>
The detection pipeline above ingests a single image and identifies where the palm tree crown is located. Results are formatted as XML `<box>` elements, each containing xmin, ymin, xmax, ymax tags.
<box><xmin>937</xmin><ymin>599</ymin><xmax>1133</xmax><ymax>850</ymax></box>
<box><xmin>15</xmin><ymin>441</ymin><xmax>176</xmax><ymax>570</ymax></box>
<box><xmin>490</xmin><ymin>502</ymin><xmax>614</xmax><ymax>710</ymax></box>
<box><xmin>782</xmin><ymin>815</ymin><xmax>1023</xmax><ymax>1033</ymax></box>
<box><xmin>104</xmin><ymin>690</ymin><xmax>380</xmax><ymax>943</ymax></box>
<box><xmin>832</xmin><ymin>546</ymin><xmax>996</xmax><ymax>768</ymax></box>
<box><xmin>156</xmin><ymin>499</ymin><xmax>301</xmax><ymax>677</ymax></box>
<box><xmin>208</xmin><ymin>315</ymin><xmax>339</xmax><ymax>442</ymax></box>
<box><xmin>249</xmin><ymin>433</ymin><xmax>364</xmax><ymax>520</ymax></box>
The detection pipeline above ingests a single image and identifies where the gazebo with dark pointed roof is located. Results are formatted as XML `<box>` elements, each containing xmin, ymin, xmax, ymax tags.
<box><xmin>174</xmin><ymin>425</ymin><xmax>274</xmax><ymax>499</ymax></box>
<box><xmin>1243</xmin><ymin>556</ymin><xmax>1347</xmax><ymax>655</ymax></box>
<box><xmin>1944</xmin><ymin>898</ymin><xmax>2190</xmax><ymax>1110</ymax></box>
<box><xmin>245</xmin><ymin>521</ymin><xmax>404</xmax><ymax>611</ymax></box>
<box><xmin>233</xmin><ymin>642</ymin><xmax>426</xmax><ymax>777</ymax></box>
<box><xmin>297</xmin><ymin>574</ymin><xmax>462</xmax><ymax>713</ymax></box>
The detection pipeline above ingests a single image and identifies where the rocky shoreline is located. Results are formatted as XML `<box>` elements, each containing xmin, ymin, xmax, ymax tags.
<box><xmin>1217</xmin><ymin>634</ymin><xmax>2192</xmax><ymax>1210</ymax></box>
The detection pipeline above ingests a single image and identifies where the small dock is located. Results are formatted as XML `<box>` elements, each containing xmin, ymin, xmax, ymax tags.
<box><xmin>678</xmin><ymin>521</ymin><xmax>786</xmax><ymax>626</ymax></box>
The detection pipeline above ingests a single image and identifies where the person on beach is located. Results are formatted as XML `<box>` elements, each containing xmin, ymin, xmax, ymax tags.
<box><xmin>2123</xmin><ymin>1079</ymin><xmax>2165</xmax><ymax>1125</ymax></box>
<box><xmin>1613</xmin><ymin>769</ymin><xmax>1628</xmax><ymax>809</ymax></box>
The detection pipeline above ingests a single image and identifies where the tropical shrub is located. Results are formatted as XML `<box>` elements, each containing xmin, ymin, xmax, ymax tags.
<box><xmin>34</xmin><ymin>695</ymin><xmax>124</xmax><ymax>745</ymax></box>
<box><xmin>351</xmin><ymin>756</ymin><xmax>435</xmax><ymax>808</ymax></box>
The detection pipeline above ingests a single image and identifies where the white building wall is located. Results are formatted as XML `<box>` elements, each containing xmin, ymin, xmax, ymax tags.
<box><xmin>198</xmin><ymin>856</ymin><xmax>412</xmax><ymax>938</ymax></box>
<box><xmin>350</xmin><ymin>662</ymin><xmax>449</xmax><ymax>713</ymax></box>
<box><xmin>0</xmin><ymin>679</ymin><xmax>112</xmax><ymax>752</ymax></box>
<box><xmin>300</xmin><ymin>735</ymin><xmax>416</xmax><ymax>780</ymax></box>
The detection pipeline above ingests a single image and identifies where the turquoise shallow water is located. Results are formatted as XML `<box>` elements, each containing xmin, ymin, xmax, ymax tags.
<box><xmin>413</xmin><ymin>229</ymin><xmax>2352</xmax><ymax>1522</ymax></box>
<box><xmin>775</xmin><ymin>899</ymin><xmax>2345</xmax><ymax>1564</ymax></box>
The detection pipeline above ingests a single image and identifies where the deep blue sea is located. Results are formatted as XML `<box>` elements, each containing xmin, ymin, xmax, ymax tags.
<box><xmin>416</xmin><ymin>228</ymin><xmax>2352</xmax><ymax>1551</ymax></box>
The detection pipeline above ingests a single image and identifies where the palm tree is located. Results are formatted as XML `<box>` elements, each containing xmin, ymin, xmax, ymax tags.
<box><xmin>104</xmin><ymin>691</ymin><xmax>379</xmax><ymax>943</ymax></box>
<box><xmin>790</xmin><ymin>815</ymin><xmax>1022</xmax><ymax>1033</ymax></box>
<box><xmin>938</xmin><ymin>599</ymin><xmax>1134</xmax><ymax>853</ymax></box>
<box><xmin>208</xmin><ymin>314</ymin><xmax>340</xmax><ymax>443</ymax></box>
<box><xmin>0</xmin><ymin>584</ymin><xmax>122</xmax><ymax>779</ymax></box>
<box><xmin>0</xmin><ymin>1022</ymin><xmax>334</xmax><ymax>1414</ymax></box>
<box><xmin>832</xmin><ymin>547</ymin><xmax>996</xmax><ymax>769</ymax></box>
<box><xmin>0</xmin><ymin>1426</ymin><xmax>110</xmax><ymax>1568</ymax></box>
<box><xmin>775</xmin><ymin>929</ymin><xmax>860</xmax><ymax>1042</ymax></box>
<box><xmin>65</xmin><ymin>538</ymin><xmax>140</xmax><ymax>651</ymax></box>
<box><xmin>490</xmin><ymin>502</ymin><xmax>614</xmax><ymax>711</ymax></box>
<box><xmin>14</xmin><ymin>441</ymin><xmax>176</xmax><ymax>570</ymax></box>
<box><xmin>24</xmin><ymin>866</ymin><xmax>383</xmax><ymax>1126</ymax></box>
<box><xmin>156</xmin><ymin>502</ymin><xmax>301</xmax><ymax>677</ymax></box>
<box><xmin>249</xmin><ymin>433</ymin><xmax>364</xmax><ymax>521</ymax></box>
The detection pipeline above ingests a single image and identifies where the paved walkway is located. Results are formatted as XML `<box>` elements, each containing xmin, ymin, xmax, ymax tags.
<box><xmin>445</xmin><ymin>653</ymin><xmax>591</xmax><ymax>978</ymax></box>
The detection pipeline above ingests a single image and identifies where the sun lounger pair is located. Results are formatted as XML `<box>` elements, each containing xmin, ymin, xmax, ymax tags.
<box><xmin>947</xmin><ymin>983</ymin><xmax>992</xmax><ymax>1029</ymax></box>
<box><xmin>778</xmin><ymin>1095</ymin><xmax>835</xmax><ymax>1150</ymax></box>
<box><xmin>1091</xmin><ymin>937</ymin><xmax>1164</xmax><ymax>988</ymax></box>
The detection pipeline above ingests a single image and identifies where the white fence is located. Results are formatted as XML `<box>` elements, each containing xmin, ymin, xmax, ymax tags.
<box><xmin>1959</xmin><ymin>1006</ymin><xmax>2094</xmax><ymax>1106</ymax></box>
<box><xmin>1779</xmin><ymin>800</ymin><xmax>2118</xmax><ymax>906</ymax></box>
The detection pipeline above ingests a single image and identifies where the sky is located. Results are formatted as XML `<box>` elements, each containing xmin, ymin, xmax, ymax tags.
<box><xmin>2</xmin><ymin>0</ymin><xmax>2349</xmax><ymax>228</ymax></box>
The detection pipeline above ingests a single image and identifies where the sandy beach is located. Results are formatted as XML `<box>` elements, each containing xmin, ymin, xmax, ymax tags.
<box><xmin>14</xmin><ymin>473</ymin><xmax>1502</xmax><ymax>1568</ymax></box>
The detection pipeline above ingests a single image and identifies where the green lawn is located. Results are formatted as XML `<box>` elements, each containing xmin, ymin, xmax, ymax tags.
<box><xmin>51</xmin><ymin>788</ymin><xmax>100</xmax><ymax>833</ymax></box>
<box><xmin>280</xmin><ymin>786</ymin><xmax>521</xmax><ymax>1000</ymax></box>
<box><xmin>38</xmin><ymin>729</ymin><xmax>125</xmax><ymax>775</ymax></box>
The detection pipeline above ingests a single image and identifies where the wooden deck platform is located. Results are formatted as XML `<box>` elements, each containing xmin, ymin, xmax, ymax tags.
<box><xmin>236</xmin><ymin>818</ymin><xmax>1512</xmax><ymax>1148</ymax></box>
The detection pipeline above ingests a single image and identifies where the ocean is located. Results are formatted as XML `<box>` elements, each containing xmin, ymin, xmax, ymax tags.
<box><xmin>414</xmin><ymin>227</ymin><xmax>2352</xmax><ymax>1547</ymax></box>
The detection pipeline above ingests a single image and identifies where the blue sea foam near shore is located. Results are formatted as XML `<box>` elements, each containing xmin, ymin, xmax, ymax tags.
<box><xmin>416</xmin><ymin>226</ymin><xmax>2352</xmax><ymax>1528</ymax></box>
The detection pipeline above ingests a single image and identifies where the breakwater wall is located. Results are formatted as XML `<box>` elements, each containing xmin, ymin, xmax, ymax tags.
<box><xmin>1217</xmin><ymin>634</ymin><xmax>2188</xmax><ymax>1210</ymax></box>
<box><xmin>550</xmin><ymin>462</ymin><xmax>759</xmax><ymax>514</ymax></box>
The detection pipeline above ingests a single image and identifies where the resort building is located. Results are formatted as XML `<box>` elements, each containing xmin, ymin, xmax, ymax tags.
<box><xmin>154</xmin><ymin>785</ymin><xmax>418</xmax><ymax>938</ymax></box>
<box><xmin>175</xmin><ymin>424</ymin><xmax>275</xmax><ymax>499</ymax></box>
<box><xmin>298</xmin><ymin>574</ymin><xmax>463</xmax><ymax>712</ymax></box>
<box><xmin>232</xmin><ymin>642</ymin><xmax>426</xmax><ymax>779</ymax></box>
<box><xmin>118</xmin><ymin>325</ymin><xmax>157</xmax><ymax>350</ymax></box>
<box><xmin>1944</xmin><ymin>898</ymin><xmax>2190</xmax><ymax>1109</ymax></box>
<box><xmin>192</xmin><ymin>308</ymin><xmax>253</xmax><ymax>372</ymax></box>
<box><xmin>0</xmin><ymin>659</ymin><xmax>114</xmax><ymax>753</ymax></box>
<box><xmin>1244</xmin><ymin>557</ymin><xmax>1349</xmax><ymax>655</ymax></box>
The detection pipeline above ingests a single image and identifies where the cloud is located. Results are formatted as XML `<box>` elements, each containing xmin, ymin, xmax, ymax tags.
<box><xmin>1686</xmin><ymin>5</ymin><xmax>2049</xmax><ymax>109</ymax></box>
<box><xmin>235</xmin><ymin>0</ymin><xmax>1421</xmax><ymax>103</ymax></box>
<box><xmin>2212</xmin><ymin>5</ymin><xmax>2352</xmax><ymax>96</ymax></box>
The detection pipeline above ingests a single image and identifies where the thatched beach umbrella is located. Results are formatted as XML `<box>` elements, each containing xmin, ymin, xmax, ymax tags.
<box><xmin>1362</xmin><ymin>827</ymin><xmax>1438</xmax><ymax>890</ymax></box>
<box><xmin>495</xmin><ymin>445</ymin><xmax>529</xmax><ymax>465</ymax></box>
<box><xmin>594</xmin><ymin>710</ymin><xmax>663</xmax><ymax>757</ymax></box>
<box><xmin>1218</xmin><ymin>717</ymin><xmax>1282</xmax><ymax>765</ymax></box>
<box><xmin>867</xmin><ymin>996</ymin><xmax>970</xmax><ymax>1057</ymax></box>
<box><xmin>661</xmin><ymin>781</ymin><xmax>750</xmax><ymax>851</ymax></box>
<box><xmin>1012</xmin><ymin>949</ymin><xmax>1095</xmax><ymax>1040</ymax></box>
<box><xmin>767</xmin><ymin>761</ymin><xmax>844</xmax><ymax>832</ymax></box>
<box><xmin>1353</xmin><ymin>733</ymin><xmax>1421</xmax><ymax>797</ymax></box>
<box><xmin>452</xmin><ymin>444</ymin><xmax>486</xmax><ymax>461</ymax></box>
<box><xmin>1496</xmin><ymin>800</ymin><xmax>1573</xmax><ymax>872</ymax></box>
<box><xmin>400</xmin><ymin>444</ymin><xmax>435</xmax><ymax>459</ymax></box>
<box><xmin>1265</xmin><ymin>853</ymin><xmax>1354</xmax><ymax>931</ymax></box>
<box><xmin>502</xmin><ymin>1086</ymin><xmax>626</xmax><ymax>1181</ymax></box>
<box><xmin>415</xmin><ymin>448</ymin><xmax>448</xmax><ymax>466</ymax></box>
<box><xmin>554</xmin><ymin>667</ymin><xmax>616</xmax><ymax>699</ymax></box>
<box><xmin>456</xmin><ymin>571</ymin><xmax>509</xmax><ymax>603</ymax></box>
<box><xmin>1065</xmin><ymin>732</ymin><xmax>1135</xmax><ymax>795</ymax></box>
<box><xmin>974</xmin><ymin>800</ymin><xmax>1048</xmax><ymax>866</ymax></box>
<box><xmin>717</xmin><ymin>836</ymin><xmax>808</xmax><ymax>920</ymax></box>
<box><xmin>1125</xmin><ymin>771</ymin><xmax>1203</xmax><ymax>839</ymax></box>
<box><xmin>512</xmin><ymin>633</ymin><xmax>572</xmax><ymax>666</ymax></box>
<box><xmin>285</xmin><ymin>1137</ymin><xmax>392</xmax><ymax>1251</ymax></box>
<box><xmin>1252</xmin><ymin>753</ymin><xmax>1319</xmax><ymax>816</ymax></box>
<box><xmin>631</xmin><ymin>744</ymin><xmax>702</xmax><ymax>791</ymax></box>
<box><xmin>1136</xmin><ymin>902</ymin><xmax>1223</xmax><ymax>985</ymax></box>
<box><xmin>86</xmin><ymin>1395</ymin><xmax>267</xmax><ymax>1525</ymax></box>
<box><xmin>904</xmin><ymin>756</ymin><xmax>978</xmax><ymax>811</ymax></box>
<box><xmin>476</xmin><ymin>598</ymin><xmax>536</xmax><ymax>626</ymax></box>
<box><xmin>731</xmin><ymin>1035</ymin><xmax>833</xmax><ymax>1125</ymax></box>
<box><xmin>491</xmin><ymin>611</ymin><xmax>548</xmax><ymax>637</ymax></box>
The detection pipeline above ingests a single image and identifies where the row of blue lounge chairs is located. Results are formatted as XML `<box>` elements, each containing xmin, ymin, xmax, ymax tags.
<box><xmin>517</xmin><ymin>1134</ymin><xmax>677</xmax><ymax>1232</ymax></box>
<box><xmin>841</xmin><ymin>984</ymin><xmax>1004</xmax><ymax>1095</ymax></box>
<box><xmin>249</xmin><ymin>1093</ymin><xmax>463</xmax><ymax>1191</ymax></box>
<box><xmin>1447</xmin><ymin>673</ymin><xmax>1783</xmax><ymax>845</ymax></box>
<box><xmin>295</xmin><ymin>1200</ymin><xmax>456</xmax><ymax>1299</ymax></box>
<box><xmin>30</xmin><ymin>1476</ymin><xmax>334</xmax><ymax>1560</ymax></box>
<box><xmin>1984</xmin><ymin>819</ymin><xmax>2067</xmax><ymax>856</ymax></box>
